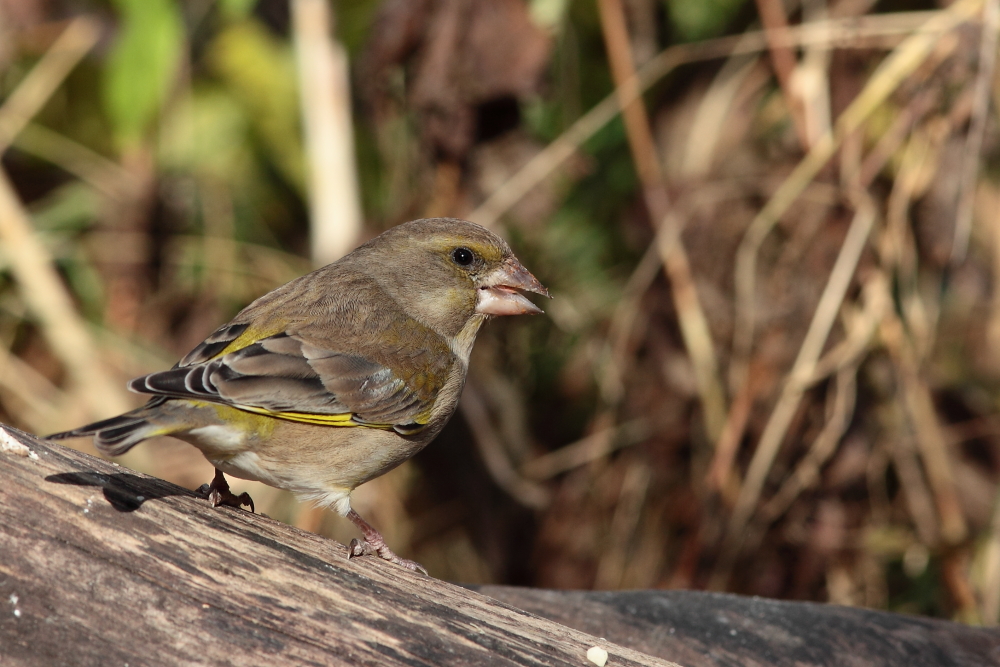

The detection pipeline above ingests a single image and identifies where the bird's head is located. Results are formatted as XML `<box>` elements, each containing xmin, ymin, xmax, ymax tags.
<box><xmin>353</xmin><ymin>218</ymin><xmax>549</xmax><ymax>339</ymax></box>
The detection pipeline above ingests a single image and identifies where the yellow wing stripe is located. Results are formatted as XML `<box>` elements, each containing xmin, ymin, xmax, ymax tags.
<box><xmin>231</xmin><ymin>404</ymin><xmax>395</xmax><ymax>429</ymax></box>
<box><xmin>215</xmin><ymin>323</ymin><xmax>289</xmax><ymax>359</ymax></box>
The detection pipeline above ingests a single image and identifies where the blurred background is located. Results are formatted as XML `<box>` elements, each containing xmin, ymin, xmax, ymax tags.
<box><xmin>3</xmin><ymin>0</ymin><xmax>1000</xmax><ymax>624</ymax></box>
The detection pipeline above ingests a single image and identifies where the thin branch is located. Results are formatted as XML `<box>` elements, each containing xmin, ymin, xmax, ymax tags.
<box><xmin>0</xmin><ymin>168</ymin><xmax>133</xmax><ymax>420</ymax></box>
<box><xmin>728</xmin><ymin>0</ymin><xmax>983</xmax><ymax>395</ymax></box>
<box><xmin>0</xmin><ymin>17</ymin><xmax>101</xmax><ymax>156</ymax></box>
<box><xmin>461</xmin><ymin>382</ymin><xmax>551</xmax><ymax>510</ymax></box>
<box><xmin>597</xmin><ymin>0</ymin><xmax>727</xmax><ymax>442</ymax></box>
<box><xmin>468</xmin><ymin>11</ymin><xmax>947</xmax><ymax>229</ymax></box>
<box><xmin>520</xmin><ymin>419</ymin><xmax>650</xmax><ymax>480</ymax></box>
<box><xmin>951</xmin><ymin>0</ymin><xmax>1000</xmax><ymax>264</ymax></box>
<box><xmin>754</xmin><ymin>0</ymin><xmax>812</xmax><ymax>150</ymax></box>
<box><xmin>714</xmin><ymin>197</ymin><xmax>878</xmax><ymax>581</ymax></box>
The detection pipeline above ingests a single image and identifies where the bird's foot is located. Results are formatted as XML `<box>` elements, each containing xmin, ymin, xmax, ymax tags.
<box><xmin>345</xmin><ymin>508</ymin><xmax>427</xmax><ymax>574</ymax></box>
<box><xmin>197</xmin><ymin>469</ymin><xmax>254</xmax><ymax>513</ymax></box>
<box><xmin>347</xmin><ymin>537</ymin><xmax>427</xmax><ymax>574</ymax></box>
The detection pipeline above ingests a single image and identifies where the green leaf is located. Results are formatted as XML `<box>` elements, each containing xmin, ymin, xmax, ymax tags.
<box><xmin>102</xmin><ymin>0</ymin><xmax>184</xmax><ymax>149</ymax></box>
<box><xmin>206</xmin><ymin>20</ymin><xmax>306</xmax><ymax>195</ymax></box>
<box><xmin>664</xmin><ymin>0</ymin><xmax>747</xmax><ymax>41</ymax></box>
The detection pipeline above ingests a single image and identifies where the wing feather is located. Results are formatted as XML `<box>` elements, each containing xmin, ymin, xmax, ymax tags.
<box><xmin>130</xmin><ymin>323</ymin><xmax>455</xmax><ymax>430</ymax></box>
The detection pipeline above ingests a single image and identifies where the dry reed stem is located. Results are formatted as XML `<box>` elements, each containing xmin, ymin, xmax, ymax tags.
<box><xmin>952</xmin><ymin>0</ymin><xmax>1000</xmax><ymax>264</ymax></box>
<box><xmin>753</xmin><ymin>0</ymin><xmax>812</xmax><ymax>150</ymax></box>
<box><xmin>597</xmin><ymin>0</ymin><xmax>727</xmax><ymax>442</ymax></box>
<box><xmin>895</xmin><ymin>350</ymin><xmax>969</xmax><ymax>545</ymax></box>
<box><xmin>292</xmin><ymin>0</ymin><xmax>362</xmax><ymax>266</ymax></box>
<box><xmin>0</xmin><ymin>17</ymin><xmax>100</xmax><ymax>156</ymax></box>
<box><xmin>460</xmin><ymin>382</ymin><xmax>551</xmax><ymax>510</ymax></box>
<box><xmin>715</xmin><ymin>198</ymin><xmax>878</xmax><ymax>581</ymax></box>
<box><xmin>0</xmin><ymin>169</ymin><xmax>133</xmax><ymax>420</ymax></box>
<box><xmin>705</xmin><ymin>370</ymin><xmax>759</xmax><ymax>495</ymax></box>
<box><xmin>0</xmin><ymin>18</ymin><xmax>134</xmax><ymax>422</ymax></box>
<box><xmin>728</xmin><ymin>0</ymin><xmax>983</xmax><ymax>396</ymax></box>
<box><xmin>468</xmin><ymin>11</ymin><xmax>945</xmax><ymax>230</ymax></box>
<box><xmin>801</xmin><ymin>271</ymin><xmax>887</xmax><ymax>386</ymax></box>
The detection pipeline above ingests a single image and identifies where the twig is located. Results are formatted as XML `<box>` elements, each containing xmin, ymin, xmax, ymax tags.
<box><xmin>951</xmin><ymin>0</ymin><xmax>1000</xmax><ymax>264</ymax></box>
<box><xmin>520</xmin><ymin>419</ymin><xmax>650</xmax><ymax>480</ymax></box>
<box><xmin>460</xmin><ymin>381</ymin><xmax>551</xmax><ymax>510</ymax></box>
<box><xmin>594</xmin><ymin>456</ymin><xmax>652</xmax><ymax>589</ymax></box>
<box><xmin>468</xmin><ymin>11</ymin><xmax>947</xmax><ymax>229</ymax></box>
<box><xmin>754</xmin><ymin>0</ymin><xmax>811</xmax><ymax>150</ymax></box>
<box><xmin>12</xmin><ymin>123</ymin><xmax>136</xmax><ymax>200</ymax></box>
<box><xmin>980</xmin><ymin>484</ymin><xmax>1000</xmax><ymax>624</ymax></box>
<box><xmin>599</xmin><ymin>241</ymin><xmax>663</xmax><ymax>405</ymax></box>
<box><xmin>728</xmin><ymin>0</ymin><xmax>982</xmax><ymax>396</ymax></box>
<box><xmin>597</xmin><ymin>0</ymin><xmax>728</xmax><ymax>442</ymax></box>
<box><xmin>291</xmin><ymin>0</ymin><xmax>362</xmax><ymax>266</ymax></box>
<box><xmin>761</xmin><ymin>362</ymin><xmax>859</xmax><ymax>523</ymax></box>
<box><xmin>0</xmin><ymin>17</ymin><xmax>101</xmax><ymax>156</ymax></box>
<box><xmin>0</xmin><ymin>168</ymin><xmax>133</xmax><ymax>421</ymax></box>
<box><xmin>891</xmin><ymin>432</ymin><xmax>941</xmax><ymax>547</ymax></box>
<box><xmin>716</xmin><ymin>197</ymin><xmax>878</xmax><ymax>577</ymax></box>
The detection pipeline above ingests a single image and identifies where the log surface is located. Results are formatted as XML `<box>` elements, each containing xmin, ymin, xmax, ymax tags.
<box><xmin>3</xmin><ymin>424</ymin><xmax>999</xmax><ymax>667</ymax></box>
<box><xmin>0</xmin><ymin>426</ymin><xmax>675</xmax><ymax>667</ymax></box>
<box><xmin>476</xmin><ymin>586</ymin><xmax>1000</xmax><ymax>667</ymax></box>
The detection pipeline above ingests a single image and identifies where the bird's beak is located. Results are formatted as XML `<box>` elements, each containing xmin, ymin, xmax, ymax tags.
<box><xmin>476</xmin><ymin>258</ymin><xmax>550</xmax><ymax>316</ymax></box>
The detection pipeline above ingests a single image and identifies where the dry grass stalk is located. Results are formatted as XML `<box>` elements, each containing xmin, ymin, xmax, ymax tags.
<box><xmin>469</xmin><ymin>11</ymin><xmax>945</xmax><ymax>230</ymax></box>
<box><xmin>0</xmin><ymin>170</ymin><xmax>133</xmax><ymax>419</ymax></box>
<box><xmin>951</xmin><ymin>0</ymin><xmax>1000</xmax><ymax>263</ymax></box>
<box><xmin>729</xmin><ymin>0</ymin><xmax>983</xmax><ymax>396</ymax></box>
<box><xmin>753</xmin><ymin>0</ymin><xmax>812</xmax><ymax>150</ymax></box>
<box><xmin>0</xmin><ymin>17</ymin><xmax>100</xmax><ymax>155</ymax></box>
<box><xmin>597</xmin><ymin>0</ymin><xmax>727</xmax><ymax>443</ymax></box>
<box><xmin>714</xmin><ymin>198</ymin><xmax>878</xmax><ymax>584</ymax></box>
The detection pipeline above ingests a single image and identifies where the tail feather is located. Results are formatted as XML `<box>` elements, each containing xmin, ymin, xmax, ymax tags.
<box><xmin>47</xmin><ymin>412</ymin><xmax>166</xmax><ymax>457</ymax></box>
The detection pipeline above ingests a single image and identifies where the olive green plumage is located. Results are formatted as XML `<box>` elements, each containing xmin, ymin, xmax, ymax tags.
<box><xmin>48</xmin><ymin>218</ymin><xmax>547</xmax><ymax>572</ymax></box>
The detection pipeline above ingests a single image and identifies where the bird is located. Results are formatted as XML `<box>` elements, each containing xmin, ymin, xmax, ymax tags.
<box><xmin>48</xmin><ymin>217</ymin><xmax>548</xmax><ymax>573</ymax></box>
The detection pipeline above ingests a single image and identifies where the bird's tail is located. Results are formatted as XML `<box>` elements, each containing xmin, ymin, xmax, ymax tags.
<box><xmin>47</xmin><ymin>402</ymin><xmax>173</xmax><ymax>457</ymax></box>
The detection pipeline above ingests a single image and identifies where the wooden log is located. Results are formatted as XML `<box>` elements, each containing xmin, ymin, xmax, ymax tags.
<box><xmin>3</xmin><ymin>424</ymin><xmax>998</xmax><ymax>666</ymax></box>
<box><xmin>0</xmin><ymin>425</ymin><xmax>675</xmax><ymax>667</ymax></box>
<box><xmin>476</xmin><ymin>586</ymin><xmax>1000</xmax><ymax>667</ymax></box>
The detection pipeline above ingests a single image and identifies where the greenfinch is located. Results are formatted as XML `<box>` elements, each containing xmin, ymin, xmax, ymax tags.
<box><xmin>48</xmin><ymin>218</ymin><xmax>548</xmax><ymax>572</ymax></box>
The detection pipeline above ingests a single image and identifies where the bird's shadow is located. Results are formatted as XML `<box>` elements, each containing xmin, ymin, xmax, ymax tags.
<box><xmin>45</xmin><ymin>471</ymin><xmax>197</xmax><ymax>512</ymax></box>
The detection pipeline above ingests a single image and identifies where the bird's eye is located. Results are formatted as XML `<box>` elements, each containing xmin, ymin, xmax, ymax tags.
<box><xmin>452</xmin><ymin>247</ymin><xmax>475</xmax><ymax>266</ymax></box>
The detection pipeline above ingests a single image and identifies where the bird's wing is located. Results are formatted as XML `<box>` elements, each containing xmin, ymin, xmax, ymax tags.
<box><xmin>129</xmin><ymin>320</ymin><xmax>456</xmax><ymax>432</ymax></box>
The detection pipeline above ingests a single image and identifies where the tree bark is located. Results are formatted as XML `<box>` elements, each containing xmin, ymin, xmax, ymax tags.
<box><xmin>2</xmin><ymin>425</ymin><xmax>997</xmax><ymax>666</ymax></box>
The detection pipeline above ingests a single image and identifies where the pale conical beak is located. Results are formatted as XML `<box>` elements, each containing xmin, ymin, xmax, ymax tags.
<box><xmin>475</xmin><ymin>258</ymin><xmax>550</xmax><ymax>316</ymax></box>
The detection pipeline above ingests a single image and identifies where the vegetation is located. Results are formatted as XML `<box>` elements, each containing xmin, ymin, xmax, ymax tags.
<box><xmin>2</xmin><ymin>0</ymin><xmax>1000</xmax><ymax>624</ymax></box>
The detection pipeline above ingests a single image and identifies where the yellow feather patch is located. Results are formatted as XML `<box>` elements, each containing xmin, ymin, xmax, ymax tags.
<box><xmin>215</xmin><ymin>323</ymin><xmax>289</xmax><ymax>358</ymax></box>
<box><xmin>231</xmin><ymin>404</ymin><xmax>395</xmax><ymax>429</ymax></box>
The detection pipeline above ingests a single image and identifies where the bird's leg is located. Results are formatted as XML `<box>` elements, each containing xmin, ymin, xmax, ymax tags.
<box><xmin>346</xmin><ymin>508</ymin><xmax>427</xmax><ymax>574</ymax></box>
<box><xmin>196</xmin><ymin>468</ymin><xmax>255</xmax><ymax>513</ymax></box>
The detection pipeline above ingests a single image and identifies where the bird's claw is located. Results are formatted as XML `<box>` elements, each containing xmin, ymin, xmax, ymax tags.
<box><xmin>347</xmin><ymin>537</ymin><xmax>427</xmax><ymax>574</ymax></box>
<box><xmin>197</xmin><ymin>470</ymin><xmax>255</xmax><ymax>513</ymax></box>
